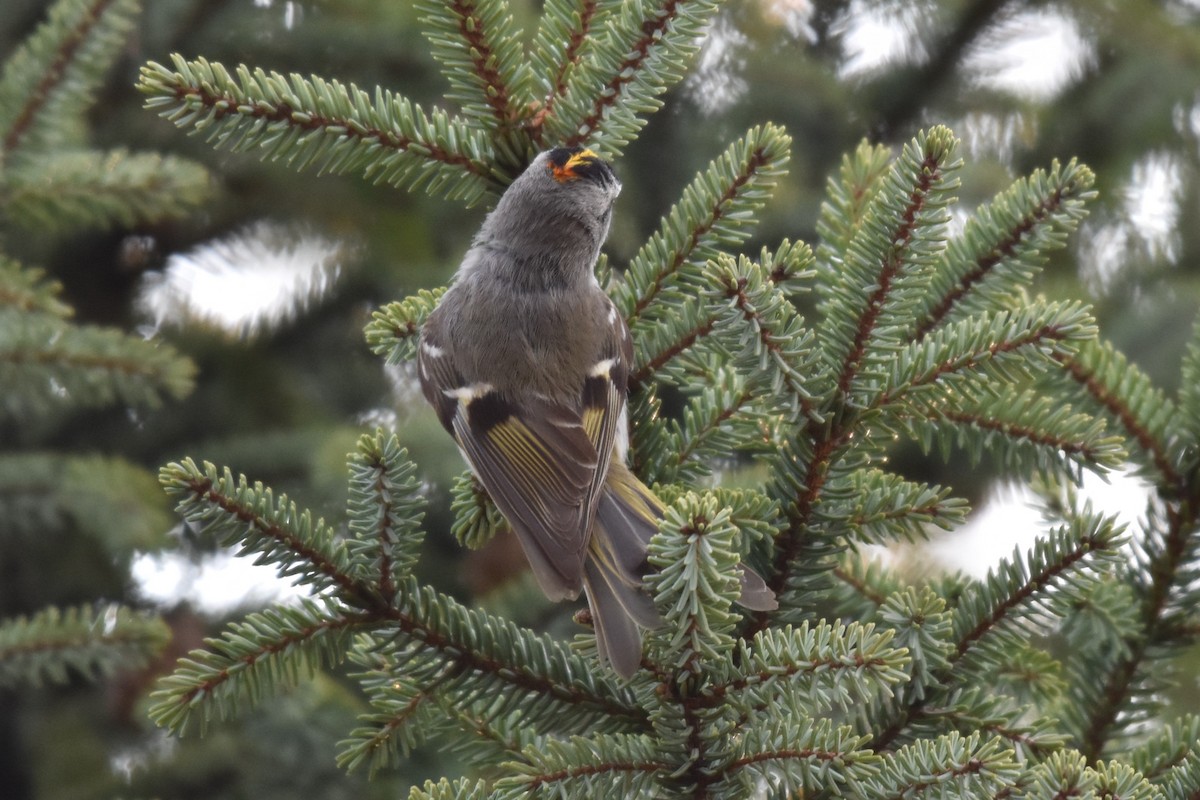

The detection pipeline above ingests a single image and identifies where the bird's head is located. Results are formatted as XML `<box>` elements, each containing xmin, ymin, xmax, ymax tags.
<box><xmin>477</xmin><ymin>147</ymin><xmax>621</xmax><ymax>283</ymax></box>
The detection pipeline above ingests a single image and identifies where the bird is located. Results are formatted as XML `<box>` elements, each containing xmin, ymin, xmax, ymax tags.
<box><xmin>417</xmin><ymin>146</ymin><xmax>776</xmax><ymax>678</ymax></box>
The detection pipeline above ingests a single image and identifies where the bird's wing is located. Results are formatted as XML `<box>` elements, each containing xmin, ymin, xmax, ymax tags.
<box><xmin>418</xmin><ymin>316</ymin><xmax>616</xmax><ymax>601</ymax></box>
<box><xmin>578</xmin><ymin>297</ymin><xmax>633</xmax><ymax>535</ymax></box>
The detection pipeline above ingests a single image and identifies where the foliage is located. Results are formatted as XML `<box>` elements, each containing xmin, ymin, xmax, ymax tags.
<box><xmin>129</xmin><ymin>1</ymin><xmax>1200</xmax><ymax>797</ymax></box>
<box><xmin>1</xmin><ymin>0</ymin><xmax>1197</xmax><ymax>797</ymax></box>
<box><xmin>0</xmin><ymin>0</ymin><xmax>207</xmax><ymax>692</ymax></box>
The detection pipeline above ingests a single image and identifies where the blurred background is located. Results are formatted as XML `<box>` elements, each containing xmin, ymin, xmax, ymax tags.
<box><xmin>2</xmin><ymin>0</ymin><xmax>1199</xmax><ymax>797</ymax></box>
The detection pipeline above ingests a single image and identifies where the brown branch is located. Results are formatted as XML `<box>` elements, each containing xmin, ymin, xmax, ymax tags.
<box><xmin>2</xmin><ymin>0</ymin><xmax>118</xmax><ymax>157</ymax></box>
<box><xmin>179</xmin><ymin>474</ymin><xmax>644</xmax><ymax>722</ymax></box>
<box><xmin>628</xmin><ymin>316</ymin><xmax>717</xmax><ymax>391</ymax></box>
<box><xmin>1079</xmin><ymin>501</ymin><xmax>1196</xmax><ymax>763</ymax></box>
<box><xmin>833</xmin><ymin>564</ymin><xmax>888</xmax><ymax>607</ymax></box>
<box><xmin>564</xmin><ymin>0</ymin><xmax>686</xmax><ymax>147</ymax></box>
<box><xmin>189</xmin><ymin>474</ymin><xmax>366</xmax><ymax>600</ymax></box>
<box><xmin>939</xmin><ymin>408</ymin><xmax>1104</xmax><ymax>461</ymax></box>
<box><xmin>1</xmin><ymin>346</ymin><xmax>168</xmax><ymax>379</ymax></box>
<box><xmin>916</xmin><ymin>186</ymin><xmax>1067</xmax><ymax>338</ymax></box>
<box><xmin>952</xmin><ymin>530</ymin><xmax>1106</xmax><ymax>661</ymax></box>
<box><xmin>523</xmin><ymin>758</ymin><xmax>668</xmax><ymax>792</ymax></box>
<box><xmin>175</xmin><ymin>614</ymin><xmax>369</xmax><ymax>707</ymax></box>
<box><xmin>163</xmin><ymin>79</ymin><xmax>489</xmax><ymax>178</ymax></box>
<box><xmin>449</xmin><ymin>0</ymin><xmax>514</xmax><ymax>125</ymax></box>
<box><xmin>628</xmin><ymin>146</ymin><xmax>771</xmax><ymax>323</ymax></box>
<box><xmin>1057</xmin><ymin>353</ymin><xmax>1182</xmax><ymax>489</ymax></box>
<box><xmin>725</xmin><ymin>746</ymin><xmax>849</xmax><ymax>771</ymax></box>
<box><xmin>368</xmin><ymin>453</ymin><xmax>397</xmax><ymax>602</ymax></box>
<box><xmin>836</xmin><ymin>153</ymin><xmax>942</xmax><ymax>395</ymax></box>
<box><xmin>746</xmin><ymin>434</ymin><xmax>840</xmax><ymax>637</ymax></box>
<box><xmin>531</xmin><ymin>0</ymin><xmax>600</xmax><ymax>144</ymax></box>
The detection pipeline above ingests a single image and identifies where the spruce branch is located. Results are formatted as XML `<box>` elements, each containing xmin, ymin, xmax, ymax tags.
<box><xmin>418</xmin><ymin>0</ymin><xmax>531</xmax><ymax>133</ymax></box>
<box><xmin>814</xmin><ymin>139</ymin><xmax>892</xmax><ymax>273</ymax></box>
<box><xmin>908</xmin><ymin>694</ymin><xmax>1066</xmax><ymax>761</ymax></box>
<box><xmin>715</xmin><ymin>718</ymin><xmax>878</xmax><ymax>797</ymax></box>
<box><xmin>870</xmin><ymin>301</ymin><xmax>1097</xmax><ymax>411</ymax></box>
<box><xmin>1056</xmin><ymin>339</ymin><xmax>1183</xmax><ymax>488</ymax></box>
<box><xmin>449</xmin><ymin>470</ymin><xmax>507</xmax><ymax>550</ymax></box>
<box><xmin>4</xmin><ymin>149</ymin><xmax>213</xmax><ymax>231</ymax></box>
<box><xmin>703</xmin><ymin>251</ymin><xmax>819</xmax><ymax>420</ymax></box>
<box><xmin>340</xmin><ymin>595</ymin><xmax>647</xmax><ymax>774</ymax></box>
<box><xmin>870</xmin><ymin>509</ymin><xmax>1125</xmax><ymax>750</ymax></box>
<box><xmin>629</xmin><ymin>240</ymin><xmax>812</xmax><ymax>408</ymax></box>
<box><xmin>631</xmin><ymin>362</ymin><xmax>763</xmax><ymax>484</ymax></box>
<box><xmin>0</xmin><ymin>0</ymin><xmax>137</xmax><ymax>159</ymax></box>
<box><xmin>365</xmin><ymin>288</ymin><xmax>447</xmax><ymax>364</ymax></box>
<box><xmin>138</xmin><ymin>56</ymin><xmax>496</xmax><ymax>205</ymax></box>
<box><xmin>712</xmin><ymin>620</ymin><xmax>911</xmax><ymax>716</ymax></box>
<box><xmin>628</xmin><ymin>297</ymin><xmax>718</xmax><ymax>390</ymax></box>
<box><xmin>1076</xmin><ymin>496</ymin><xmax>1200</xmax><ymax>762</ymax></box>
<box><xmin>615</xmin><ymin>123</ymin><xmax>791</xmax><ymax>324</ymax></box>
<box><xmin>646</xmin><ymin>491</ymin><xmax>744</xmax><ymax>676</ymax></box>
<box><xmin>148</xmin><ymin>600</ymin><xmax>367</xmax><ymax>734</ymax></box>
<box><xmin>344</xmin><ymin>431</ymin><xmax>426</xmax><ymax>597</ymax></box>
<box><xmin>160</xmin><ymin>458</ymin><xmax>367</xmax><ymax>602</ymax></box>
<box><xmin>0</xmin><ymin>452</ymin><xmax>173</xmax><ymax>554</ymax></box>
<box><xmin>1159</xmin><ymin>758</ymin><xmax>1200</xmax><ymax>800</ymax></box>
<box><xmin>0</xmin><ymin>603</ymin><xmax>168</xmax><ymax>688</ymax></box>
<box><xmin>155</xmin><ymin>456</ymin><xmax>646</xmax><ymax>737</ymax></box>
<box><xmin>438</xmin><ymin>702</ymin><xmax>538</xmax><ymax>766</ymax></box>
<box><xmin>666</xmin><ymin>366</ymin><xmax>761</xmax><ymax>481</ymax></box>
<box><xmin>546</xmin><ymin>0</ymin><xmax>722</xmax><ymax>150</ymax></box>
<box><xmin>409</xmin><ymin>778</ymin><xmax>491</xmax><ymax>800</ymax></box>
<box><xmin>757</xmin><ymin>301</ymin><xmax>1096</xmax><ymax>629</ymax></box>
<box><xmin>529</xmin><ymin>0</ymin><xmax>617</xmax><ymax>143</ymax></box>
<box><xmin>1179</xmin><ymin>312</ymin><xmax>1200</xmax><ymax>446</ymax></box>
<box><xmin>903</xmin><ymin>385</ymin><xmax>1126</xmax><ymax>477</ymax></box>
<box><xmin>651</xmin><ymin>484</ymin><xmax>782</xmax><ymax>549</ymax></box>
<box><xmin>0</xmin><ymin>256</ymin><xmax>72</xmax><ymax>316</ymax></box>
<box><xmin>877</xmin><ymin>587</ymin><xmax>956</xmax><ymax>705</ymax></box>
<box><xmin>498</xmin><ymin>734</ymin><xmax>666</xmax><ymax>796</ymax></box>
<box><xmin>866</xmin><ymin>733</ymin><xmax>1021</xmax><ymax>799</ymax></box>
<box><xmin>1127</xmin><ymin>715</ymin><xmax>1200</xmax><ymax>783</ymax></box>
<box><xmin>372</xmin><ymin>579</ymin><xmax>647</xmax><ymax>726</ymax></box>
<box><xmin>945</xmin><ymin>510</ymin><xmax>1123</xmax><ymax>666</ymax></box>
<box><xmin>816</xmin><ymin>468</ymin><xmax>969</xmax><ymax>544</ymax></box>
<box><xmin>820</xmin><ymin>125</ymin><xmax>962</xmax><ymax>398</ymax></box>
<box><xmin>832</xmin><ymin>557</ymin><xmax>897</xmax><ymax>612</ymax></box>
<box><xmin>915</xmin><ymin>159</ymin><xmax>1096</xmax><ymax>337</ymax></box>
<box><xmin>340</xmin><ymin>648</ymin><xmax>466</xmax><ymax>772</ymax></box>
<box><xmin>0</xmin><ymin>307</ymin><xmax>196</xmax><ymax>417</ymax></box>
<box><xmin>1019</xmin><ymin>750</ymin><xmax>1159</xmax><ymax>800</ymax></box>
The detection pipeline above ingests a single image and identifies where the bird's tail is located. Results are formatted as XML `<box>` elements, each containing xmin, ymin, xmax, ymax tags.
<box><xmin>584</xmin><ymin>463</ymin><xmax>662</xmax><ymax>679</ymax></box>
<box><xmin>583</xmin><ymin>464</ymin><xmax>778</xmax><ymax>678</ymax></box>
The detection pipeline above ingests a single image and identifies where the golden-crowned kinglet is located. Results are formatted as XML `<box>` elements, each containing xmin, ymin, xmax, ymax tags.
<box><xmin>419</xmin><ymin>147</ymin><xmax>775</xmax><ymax>678</ymax></box>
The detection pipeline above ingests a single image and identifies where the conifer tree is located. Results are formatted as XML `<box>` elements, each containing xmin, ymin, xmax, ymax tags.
<box><xmin>133</xmin><ymin>1</ymin><xmax>1200</xmax><ymax>797</ymax></box>
<box><xmin>0</xmin><ymin>0</ymin><xmax>208</xmax><ymax>689</ymax></box>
